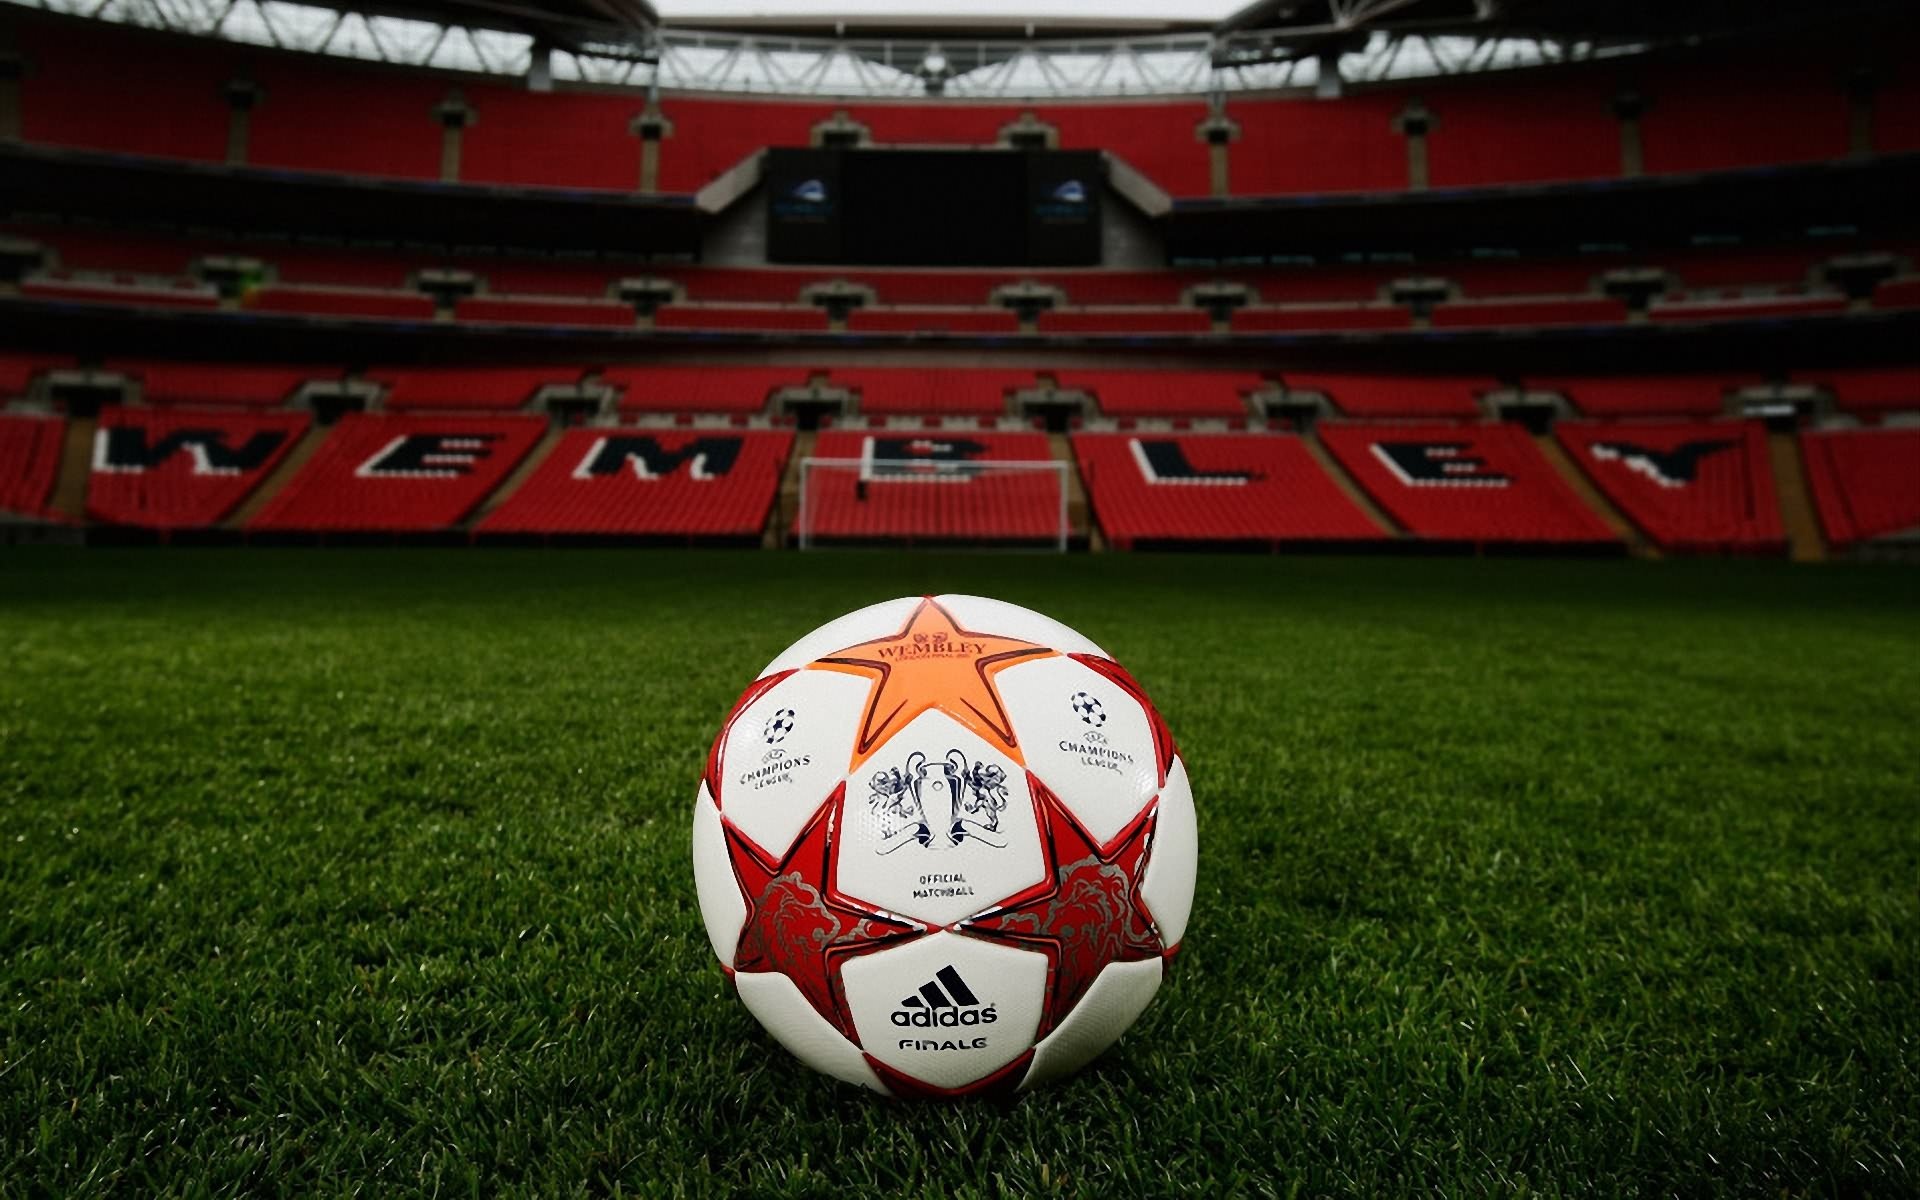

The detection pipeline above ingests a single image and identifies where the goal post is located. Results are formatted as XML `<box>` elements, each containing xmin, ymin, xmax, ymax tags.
<box><xmin>796</xmin><ymin>457</ymin><xmax>1071</xmax><ymax>551</ymax></box>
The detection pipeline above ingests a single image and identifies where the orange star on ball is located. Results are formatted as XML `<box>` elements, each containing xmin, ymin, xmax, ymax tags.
<box><xmin>808</xmin><ymin>597</ymin><xmax>1055</xmax><ymax>768</ymax></box>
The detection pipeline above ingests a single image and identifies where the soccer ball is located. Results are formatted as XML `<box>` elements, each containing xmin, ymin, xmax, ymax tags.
<box><xmin>691</xmin><ymin>594</ymin><xmax>1196</xmax><ymax>1097</ymax></box>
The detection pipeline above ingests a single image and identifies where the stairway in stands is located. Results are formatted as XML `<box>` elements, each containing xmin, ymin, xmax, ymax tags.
<box><xmin>1767</xmin><ymin>432</ymin><xmax>1828</xmax><ymax>562</ymax></box>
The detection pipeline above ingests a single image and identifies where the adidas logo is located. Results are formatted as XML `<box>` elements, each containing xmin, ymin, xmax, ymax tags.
<box><xmin>889</xmin><ymin>965</ymin><xmax>999</xmax><ymax>1028</ymax></box>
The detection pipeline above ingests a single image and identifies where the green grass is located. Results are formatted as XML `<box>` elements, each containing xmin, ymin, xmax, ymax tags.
<box><xmin>2</xmin><ymin>550</ymin><xmax>1916</xmax><ymax>1197</ymax></box>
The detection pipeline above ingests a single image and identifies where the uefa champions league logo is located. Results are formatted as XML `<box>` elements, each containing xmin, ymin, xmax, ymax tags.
<box><xmin>763</xmin><ymin>708</ymin><xmax>796</xmax><ymax>744</ymax></box>
<box><xmin>1070</xmin><ymin>691</ymin><xmax>1106</xmax><ymax>728</ymax></box>
<box><xmin>867</xmin><ymin>750</ymin><xmax>1010</xmax><ymax>853</ymax></box>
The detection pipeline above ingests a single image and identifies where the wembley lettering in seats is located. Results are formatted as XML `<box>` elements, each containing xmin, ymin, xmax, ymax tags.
<box><xmin>1589</xmin><ymin>439</ymin><xmax>1735</xmax><ymax>488</ymax></box>
<box><xmin>1371</xmin><ymin>441</ymin><xmax>1511</xmax><ymax>487</ymax></box>
<box><xmin>355</xmin><ymin>433</ymin><xmax>501</xmax><ymax>478</ymax></box>
<box><xmin>1129</xmin><ymin>438</ymin><xmax>1254</xmax><ymax>485</ymax></box>
<box><xmin>572</xmin><ymin>435</ymin><xmax>742</xmax><ymax>480</ymax></box>
<box><xmin>93</xmin><ymin>426</ymin><xmax>288</xmax><ymax>475</ymax></box>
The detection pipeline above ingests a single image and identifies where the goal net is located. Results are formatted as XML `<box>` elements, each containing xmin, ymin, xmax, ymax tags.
<box><xmin>796</xmin><ymin>457</ymin><xmax>1071</xmax><ymax>550</ymax></box>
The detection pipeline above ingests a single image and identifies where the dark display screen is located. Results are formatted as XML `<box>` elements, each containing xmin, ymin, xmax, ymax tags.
<box><xmin>766</xmin><ymin>148</ymin><xmax>1102</xmax><ymax>266</ymax></box>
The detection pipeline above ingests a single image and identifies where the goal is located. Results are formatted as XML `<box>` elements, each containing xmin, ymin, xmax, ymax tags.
<box><xmin>796</xmin><ymin>457</ymin><xmax>1071</xmax><ymax>550</ymax></box>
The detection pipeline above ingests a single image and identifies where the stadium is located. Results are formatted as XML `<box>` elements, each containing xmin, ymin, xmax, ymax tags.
<box><xmin>0</xmin><ymin>0</ymin><xmax>1916</xmax><ymax>1191</ymax></box>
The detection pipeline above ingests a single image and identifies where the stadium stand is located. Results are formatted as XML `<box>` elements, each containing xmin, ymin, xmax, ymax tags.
<box><xmin>1647</xmin><ymin>294</ymin><xmax>1851</xmax><ymax>323</ymax></box>
<box><xmin>1422</xmin><ymin>70</ymin><xmax>1622</xmax><ymax>189</ymax></box>
<box><xmin>246</xmin><ymin>58</ymin><xmax>446</xmax><ymax>181</ymax></box>
<box><xmin>1637</xmin><ymin>57</ymin><xmax>1850</xmax><ymax>175</ymax></box>
<box><xmin>1230</xmin><ymin>305</ymin><xmax>1414</xmax><ymax>334</ymax></box>
<box><xmin>0</xmin><ymin>353</ymin><xmax>69</xmax><ymax>400</ymax></box>
<box><xmin>459</xmin><ymin>84</ymin><xmax>644</xmax><ymax>193</ymax></box>
<box><xmin>479</xmin><ymin>429</ymin><xmax>793</xmax><ymax>541</ymax></box>
<box><xmin>1036</xmin><ymin>310</ymin><xmax>1216</xmax><ymax>335</ymax></box>
<box><xmin>248</xmin><ymin>414</ymin><xmax>543</xmax><ymax>532</ymax></box>
<box><xmin>0</xmin><ymin>413</ymin><xmax>67</xmax><ymax>518</ymax></box>
<box><xmin>1793</xmin><ymin>367</ymin><xmax>1920</xmax><ymax>416</ymax></box>
<box><xmin>844</xmin><ymin>309</ymin><xmax>1024</xmax><ymax>335</ymax></box>
<box><xmin>15</xmin><ymin>20</ymin><xmax>229</xmax><ymax>163</ymax></box>
<box><xmin>1430</xmin><ymin>297</ymin><xmax>1629</xmax><ymax>328</ymax></box>
<box><xmin>607</xmin><ymin>366</ymin><xmax>813</xmax><ymax>413</ymax></box>
<box><xmin>87</xmin><ymin>407</ymin><xmax>310</xmax><ymax>528</ymax></box>
<box><xmin>1533</xmin><ymin>375</ymin><xmax>1749</xmax><ymax>417</ymax></box>
<box><xmin>1053</xmin><ymin>370</ymin><xmax>1262</xmax><ymax>418</ymax></box>
<box><xmin>803</xmin><ymin>429</ymin><xmax>1061</xmax><ymax>543</ymax></box>
<box><xmin>1282</xmin><ymin>374</ymin><xmax>1488</xmax><ymax>418</ymax></box>
<box><xmin>1556</xmin><ymin>420</ymin><xmax>1785</xmax><ymax>553</ymax></box>
<box><xmin>103</xmin><ymin>361</ymin><xmax>333</xmax><ymax>408</ymax></box>
<box><xmin>835</xmin><ymin>369</ymin><xmax>1029</xmax><ymax>416</ymax></box>
<box><xmin>456</xmin><ymin>296</ymin><xmax>637</xmax><ymax>328</ymax></box>
<box><xmin>244</xmin><ymin>286</ymin><xmax>438</xmax><ymax>321</ymax></box>
<box><xmin>653</xmin><ymin>306</ymin><xmax>833</xmax><ymax>332</ymax></box>
<box><xmin>1073</xmin><ymin>432</ymin><xmax>1385</xmax><ymax>547</ymax></box>
<box><xmin>1319</xmin><ymin>422</ymin><xmax>1619</xmax><ymax>544</ymax></box>
<box><xmin>368</xmin><ymin>367</ymin><xmax>588</xmax><ymax>412</ymax></box>
<box><xmin>20</xmin><ymin>276</ymin><xmax>222</xmax><ymax>309</ymax></box>
<box><xmin>1799</xmin><ymin>428</ymin><xmax>1920</xmax><ymax>548</ymax></box>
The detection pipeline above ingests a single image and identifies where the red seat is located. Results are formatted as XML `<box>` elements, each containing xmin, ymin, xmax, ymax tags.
<box><xmin>844</xmin><ymin>308</ymin><xmax>1022</xmax><ymax>335</ymax></box>
<box><xmin>1557</xmin><ymin>420</ymin><xmax>1784</xmax><ymax>553</ymax></box>
<box><xmin>1793</xmin><ymin>367</ymin><xmax>1920</xmax><ymax>416</ymax></box>
<box><xmin>249</xmin><ymin>413</ymin><xmax>543</xmax><ymax>531</ymax></box>
<box><xmin>1430</xmin><ymin>296</ymin><xmax>1628</xmax><ymax>328</ymax></box>
<box><xmin>246</xmin><ymin>286</ymin><xmax>437</xmax><ymax>321</ymax></box>
<box><xmin>804</xmin><ymin>430</ymin><xmax>1061</xmax><ymax>542</ymax></box>
<box><xmin>835</xmin><ymin>368</ymin><xmax>1030</xmax><ymax>416</ymax></box>
<box><xmin>1532</xmin><ymin>375</ymin><xmax>1750</xmax><ymax>418</ymax></box>
<box><xmin>0</xmin><ymin>352</ymin><xmax>70</xmax><ymax>399</ymax></box>
<box><xmin>1800</xmin><ymin>428</ymin><xmax>1920</xmax><ymax>548</ymax></box>
<box><xmin>606</xmin><ymin>366</ymin><xmax>814</xmax><ymax>414</ymax></box>
<box><xmin>456</xmin><ymin>295</ymin><xmax>636</xmax><ymax>328</ymax></box>
<box><xmin>1284</xmin><ymin>374</ymin><xmax>1487</xmax><ymax>418</ymax></box>
<box><xmin>1231</xmin><ymin>305</ymin><xmax>1412</xmax><ymax>333</ymax></box>
<box><xmin>368</xmin><ymin>367</ymin><xmax>587</xmax><ymax>412</ymax></box>
<box><xmin>1647</xmin><ymin>294</ymin><xmax>1849</xmax><ymax>323</ymax></box>
<box><xmin>1053</xmin><ymin>370</ymin><xmax>1261</xmax><ymax>418</ymax></box>
<box><xmin>88</xmin><ymin>406</ymin><xmax>309</xmax><ymax>528</ymax></box>
<box><xmin>1036</xmin><ymin>309</ymin><xmax>1213</xmax><ymax>335</ymax></box>
<box><xmin>0</xmin><ymin>413</ymin><xmax>66</xmax><ymax>519</ymax></box>
<box><xmin>479</xmin><ymin>429</ymin><xmax>793</xmax><ymax>538</ymax></box>
<box><xmin>21</xmin><ymin>276</ymin><xmax>220</xmax><ymax>309</ymax></box>
<box><xmin>1073</xmin><ymin>432</ymin><xmax>1384</xmax><ymax>547</ymax></box>
<box><xmin>653</xmin><ymin>306</ymin><xmax>832</xmax><ymax>332</ymax></box>
<box><xmin>105</xmin><ymin>361</ymin><xmax>334</xmax><ymax>407</ymax></box>
<box><xmin>1319</xmin><ymin>422</ymin><xmax>1617</xmax><ymax>544</ymax></box>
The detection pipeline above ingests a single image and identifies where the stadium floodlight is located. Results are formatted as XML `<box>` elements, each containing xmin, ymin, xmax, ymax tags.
<box><xmin>796</xmin><ymin>457</ymin><xmax>1071</xmax><ymax>552</ymax></box>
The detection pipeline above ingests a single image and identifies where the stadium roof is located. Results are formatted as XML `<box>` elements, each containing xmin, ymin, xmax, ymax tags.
<box><xmin>10</xmin><ymin>0</ymin><xmax>1914</xmax><ymax>96</ymax></box>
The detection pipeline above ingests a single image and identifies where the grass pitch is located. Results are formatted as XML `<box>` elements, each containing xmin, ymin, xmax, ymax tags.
<box><xmin>1</xmin><ymin>550</ymin><xmax>1916</xmax><ymax>1197</ymax></box>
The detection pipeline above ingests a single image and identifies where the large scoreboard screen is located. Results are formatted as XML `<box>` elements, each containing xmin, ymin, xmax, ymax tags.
<box><xmin>766</xmin><ymin>148</ymin><xmax>1103</xmax><ymax>267</ymax></box>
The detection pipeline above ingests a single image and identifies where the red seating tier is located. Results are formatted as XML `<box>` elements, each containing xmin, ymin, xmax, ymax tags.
<box><xmin>1793</xmin><ymin>367</ymin><xmax>1920</xmax><ymax>416</ymax></box>
<box><xmin>653</xmin><ymin>306</ymin><xmax>832</xmax><ymax>332</ymax></box>
<box><xmin>803</xmin><ymin>429</ymin><xmax>1061</xmax><ymax>542</ymax></box>
<box><xmin>0</xmin><ymin>413</ymin><xmax>67</xmax><ymax>518</ymax></box>
<box><xmin>249</xmin><ymin>414</ymin><xmax>543</xmax><ymax>531</ymax></box>
<box><xmin>104</xmin><ymin>361</ymin><xmax>333</xmax><ymax>407</ymax></box>
<box><xmin>1073</xmin><ymin>432</ymin><xmax>1384</xmax><ymax>546</ymax></box>
<box><xmin>845</xmin><ymin>309</ymin><xmax>1023</xmax><ymax>335</ymax></box>
<box><xmin>246</xmin><ymin>58</ymin><xmax>445</xmax><ymax>181</ymax></box>
<box><xmin>457</xmin><ymin>296</ymin><xmax>636</xmax><ymax>327</ymax></box>
<box><xmin>1875</xmin><ymin>278</ymin><xmax>1920</xmax><ymax>309</ymax></box>
<box><xmin>245</xmin><ymin>286</ymin><xmax>437</xmax><ymax>321</ymax></box>
<box><xmin>1556</xmin><ymin>420</ymin><xmax>1784</xmax><ymax>553</ymax></box>
<box><xmin>1053</xmin><ymin>370</ymin><xmax>1260</xmax><ymax>417</ymax></box>
<box><xmin>1648</xmin><ymin>294</ymin><xmax>1849</xmax><ymax>323</ymax></box>
<box><xmin>21</xmin><ymin>277</ymin><xmax>221</xmax><ymax>309</ymax></box>
<box><xmin>460</xmin><ymin>83</ymin><xmax>642</xmax><ymax>193</ymax></box>
<box><xmin>1423</xmin><ymin>68</ymin><xmax>1622</xmax><ymax>189</ymax></box>
<box><xmin>1229</xmin><ymin>93</ymin><xmax>1407</xmax><ymax>196</ymax></box>
<box><xmin>479</xmin><ymin>428</ymin><xmax>792</xmax><ymax>537</ymax></box>
<box><xmin>1319</xmin><ymin>422</ymin><xmax>1617</xmax><ymax>543</ymax></box>
<box><xmin>16</xmin><ymin>20</ymin><xmax>228</xmax><ymax>162</ymax></box>
<box><xmin>607</xmin><ymin>366</ymin><xmax>813</xmax><ymax>413</ymax></box>
<box><xmin>1230</xmin><ymin>305</ymin><xmax>1413</xmax><ymax>333</ymax></box>
<box><xmin>1638</xmin><ymin>57</ymin><xmax>1849</xmax><ymax>175</ymax></box>
<box><xmin>88</xmin><ymin>406</ymin><xmax>309</xmax><ymax>528</ymax></box>
<box><xmin>1</xmin><ymin>353</ymin><xmax>70</xmax><ymax>398</ymax></box>
<box><xmin>369</xmin><ymin>367</ymin><xmax>586</xmax><ymax>411</ymax></box>
<box><xmin>1431</xmin><ymin>297</ymin><xmax>1628</xmax><ymax>328</ymax></box>
<box><xmin>1283</xmin><ymin>374</ymin><xmax>1487</xmax><ymax>417</ymax></box>
<box><xmin>1799</xmin><ymin>428</ymin><xmax>1920</xmax><ymax>548</ymax></box>
<box><xmin>835</xmin><ymin>369</ymin><xmax>1029</xmax><ymax>416</ymax></box>
<box><xmin>1035</xmin><ymin>309</ymin><xmax>1214</xmax><ymax>335</ymax></box>
<box><xmin>1533</xmin><ymin>375</ymin><xmax>1747</xmax><ymax>417</ymax></box>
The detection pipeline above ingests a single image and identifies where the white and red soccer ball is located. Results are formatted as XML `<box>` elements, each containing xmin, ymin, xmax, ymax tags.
<box><xmin>691</xmin><ymin>594</ymin><xmax>1196</xmax><ymax>1097</ymax></box>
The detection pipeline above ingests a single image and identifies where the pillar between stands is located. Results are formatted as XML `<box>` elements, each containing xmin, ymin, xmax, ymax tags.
<box><xmin>999</xmin><ymin>111</ymin><xmax>1058</xmax><ymax>150</ymax></box>
<box><xmin>223</xmin><ymin>78</ymin><xmax>260</xmax><ymax>166</ymax></box>
<box><xmin>630</xmin><ymin>104</ymin><xmax>674</xmax><ymax>194</ymax></box>
<box><xmin>1613</xmin><ymin>91</ymin><xmax>1646</xmax><ymax>178</ymax></box>
<box><xmin>0</xmin><ymin>50</ymin><xmax>26</xmax><ymax>141</ymax></box>
<box><xmin>812</xmin><ymin>109</ymin><xmax>870</xmax><ymax>149</ymax></box>
<box><xmin>1845</xmin><ymin>68</ymin><xmax>1877</xmax><ymax>158</ymax></box>
<box><xmin>434</xmin><ymin>90</ymin><xmax>476</xmax><ymax>184</ymax></box>
<box><xmin>1195</xmin><ymin>110</ymin><xmax>1240</xmax><ymax>198</ymax></box>
<box><xmin>1393</xmin><ymin>100</ymin><xmax>1433</xmax><ymax>191</ymax></box>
